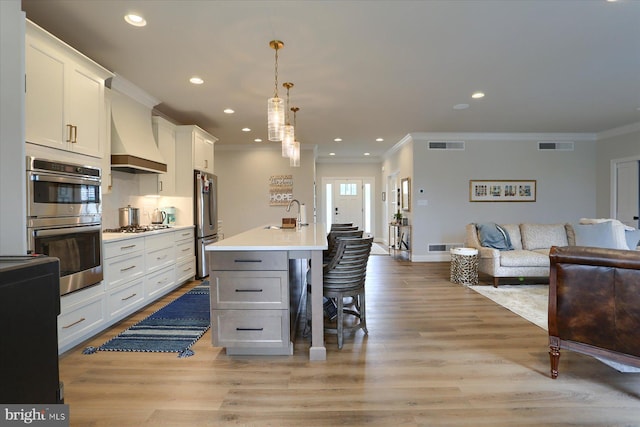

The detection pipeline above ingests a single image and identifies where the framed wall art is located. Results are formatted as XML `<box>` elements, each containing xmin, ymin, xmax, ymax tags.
<box><xmin>469</xmin><ymin>180</ymin><xmax>536</xmax><ymax>202</ymax></box>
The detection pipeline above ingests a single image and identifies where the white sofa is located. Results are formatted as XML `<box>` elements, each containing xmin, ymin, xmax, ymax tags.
<box><xmin>465</xmin><ymin>223</ymin><xmax>572</xmax><ymax>287</ymax></box>
<box><xmin>465</xmin><ymin>220</ymin><xmax>640</xmax><ymax>287</ymax></box>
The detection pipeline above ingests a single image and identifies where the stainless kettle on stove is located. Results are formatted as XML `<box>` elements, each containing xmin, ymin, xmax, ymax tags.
<box><xmin>151</xmin><ymin>208</ymin><xmax>167</xmax><ymax>224</ymax></box>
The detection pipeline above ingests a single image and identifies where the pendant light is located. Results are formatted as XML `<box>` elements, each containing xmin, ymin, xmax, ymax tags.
<box><xmin>267</xmin><ymin>40</ymin><xmax>285</xmax><ymax>142</ymax></box>
<box><xmin>290</xmin><ymin>107</ymin><xmax>300</xmax><ymax>167</ymax></box>
<box><xmin>281</xmin><ymin>82</ymin><xmax>295</xmax><ymax>157</ymax></box>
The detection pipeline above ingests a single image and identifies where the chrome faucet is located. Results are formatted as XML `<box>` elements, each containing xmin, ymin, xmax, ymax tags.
<box><xmin>286</xmin><ymin>199</ymin><xmax>301</xmax><ymax>227</ymax></box>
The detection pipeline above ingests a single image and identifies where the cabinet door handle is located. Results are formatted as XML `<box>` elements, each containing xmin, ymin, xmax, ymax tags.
<box><xmin>183</xmin><ymin>267</ymin><xmax>192</xmax><ymax>272</ymax></box>
<box><xmin>157</xmin><ymin>255</ymin><xmax>167</xmax><ymax>260</ymax></box>
<box><xmin>66</xmin><ymin>124</ymin><xmax>73</xmax><ymax>143</ymax></box>
<box><xmin>121</xmin><ymin>293</ymin><xmax>137</xmax><ymax>301</ymax></box>
<box><xmin>62</xmin><ymin>317</ymin><xmax>86</xmax><ymax>329</ymax></box>
<box><xmin>205</xmin><ymin>159</ymin><xmax>208</xmax><ymax>168</ymax></box>
<box><xmin>120</xmin><ymin>265</ymin><xmax>136</xmax><ymax>272</ymax></box>
<box><xmin>181</xmin><ymin>247</ymin><xmax>190</xmax><ymax>252</ymax></box>
<box><xmin>121</xmin><ymin>244</ymin><xmax>137</xmax><ymax>250</ymax></box>
<box><xmin>236</xmin><ymin>327</ymin><xmax>264</xmax><ymax>331</ymax></box>
<box><xmin>72</xmin><ymin>125</ymin><xmax>78</xmax><ymax>143</ymax></box>
<box><xmin>234</xmin><ymin>259</ymin><xmax>262</xmax><ymax>263</ymax></box>
<box><xmin>235</xmin><ymin>289</ymin><xmax>263</xmax><ymax>293</ymax></box>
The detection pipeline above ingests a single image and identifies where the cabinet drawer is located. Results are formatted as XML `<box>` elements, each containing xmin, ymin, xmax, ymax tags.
<box><xmin>210</xmin><ymin>251</ymin><xmax>288</xmax><ymax>271</ymax></box>
<box><xmin>145</xmin><ymin>265</ymin><xmax>176</xmax><ymax>299</ymax></box>
<box><xmin>108</xmin><ymin>278</ymin><xmax>145</xmax><ymax>319</ymax></box>
<box><xmin>174</xmin><ymin>229</ymin><xmax>194</xmax><ymax>241</ymax></box>
<box><xmin>175</xmin><ymin>237</ymin><xmax>194</xmax><ymax>263</ymax></box>
<box><xmin>212</xmin><ymin>309</ymin><xmax>289</xmax><ymax>348</ymax></box>
<box><xmin>212</xmin><ymin>271</ymin><xmax>288</xmax><ymax>309</ymax></box>
<box><xmin>146</xmin><ymin>245</ymin><xmax>175</xmax><ymax>273</ymax></box>
<box><xmin>104</xmin><ymin>238</ymin><xmax>144</xmax><ymax>259</ymax></box>
<box><xmin>176</xmin><ymin>257</ymin><xmax>196</xmax><ymax>285</ymax></box>
<box><xmin>58</xmin><ymin>294</ymin><xmax>105</xmax><ymax>345</ymax></box>
<box><xmin>146</xmin><ymin>232</ymin><xmax>174</xmax><ymax>251</ymax></box>
<box><xmin>104</xmin><ymin>252</ymin><xmax>145</xmax><ymax>289</ymax></box>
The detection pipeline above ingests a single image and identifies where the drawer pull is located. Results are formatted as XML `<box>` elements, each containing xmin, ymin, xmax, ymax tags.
<box><xmin>121</xmin><ymin>244</ymin><xmax>137</xmax><ymax>250</ymax></box>
<box><xmin>181</xmin><ymin>248</ymin><xmax>190</xmax><ymax>252</ymax></box>
<box><xmin>236</xmin><ymin>327</ymin><xmax>264</xmax><ymax>331</ymax></box>
<box><xmin>62</xmin><ymin>317</ymin><xmax>86</xmax><ymax>329</ymax></box>
<box><xmin>183</xmin><ymin>267</ymin><xmax>192</xmax><ymax>272</ymax></box>
<box><xmin>181</xmin><ymin>232</ymin><xmax>190</xmax><ymax>237</ymax></box>
<box><xmin>157</xmin><ymin>254</ymin><xmax>168</xmax><ymax>260</ymax></box>
<box><xmin>120</xmin><ymin>265</ymin><xmax>136</xmax><ymax>272</ymax></box>
<box><xmin>235</xmin><ymin>289</ymin><xmax>263</xmax><ymax>293</ymax></box>
<box><xmin>121</xmin><ymin>293</ymin><xmax>137</xmax><ymax>301</ymax></box>
<box><xmin>234</xmin><ymin>259</ymin><xmax>262</xmax><ymax>263</ymax></box>
<box><xmin>157</xmin><ymin>278</ymin><xmax>167</xmax><ymax>284</ymax></box>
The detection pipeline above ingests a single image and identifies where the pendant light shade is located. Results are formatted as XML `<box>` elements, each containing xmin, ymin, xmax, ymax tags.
<box><xmin>281</xmin><ymin>82</ymin><xmax>294</xmax><ymax>157</ymax></box>
<box><xmin>268</xmin><ymin>97</ymin><xmax>284</xmax><ymax>141</ymax></box>
<box><xmin>289</xmin><ymin>140</ymin><xmax>300</xmax><ymax>167</ymax></box>
<box><xmin>267</xmin><ymin>40</ymin><xmax>285</xmax><ymax>142</ymax></box>
<box><xmin>282</xmin><ymin>125</ymin><xmax>295</xmax><ymax>157</ymax></box>
<box><xmin>290</xmin><ymin>106</ymin><xmax>300</xmax><ymax>167</ymax></box>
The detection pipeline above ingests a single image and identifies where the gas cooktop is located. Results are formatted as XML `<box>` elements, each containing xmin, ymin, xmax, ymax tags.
<box><xmin>104</xmin><ymin>225</ymin><xmax>172</xmax><ymax>233</ymax></box>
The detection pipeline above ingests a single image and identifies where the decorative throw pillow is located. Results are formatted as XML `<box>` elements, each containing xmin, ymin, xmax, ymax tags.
<box><xmin>520</xmin><ymin>224</ymin><xmax>568</xmax><ymax>250</ymax></box>
<box><xmin>625</xmin><ymin>229</ymin><xmax>640</xmax><ymax>250</ymax></box>
<box><xmin>573</xmin><ymin>222</ymin><xmax>619</xmax><ymax>249</ymax></box>
<box><xmin>476</xmin><ymin>223</ymin><xmax>513</xmax><ymax>250</ymax></box>
<box><xmin>579</xmin><ymin>218</ymin><xmax>629</xmax><ymax>249</ymax></box>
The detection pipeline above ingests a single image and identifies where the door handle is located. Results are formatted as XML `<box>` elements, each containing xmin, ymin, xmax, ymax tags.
<box><xmin>634</xmin><ymin>216</ymin><xmax>639</xmax><ymax>220</ymax></box>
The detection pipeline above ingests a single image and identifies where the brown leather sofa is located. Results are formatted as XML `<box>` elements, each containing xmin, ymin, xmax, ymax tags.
<box><xmin>548</xmin><ymin>246</ymin><xmax>640</xmax><ymax>378</ymax></box>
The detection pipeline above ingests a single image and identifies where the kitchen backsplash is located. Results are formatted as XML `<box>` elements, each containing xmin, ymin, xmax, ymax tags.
<box><xmin>102</xmin><ymin>170</ymin><xmax>192</xmax><ymax>229</ymax></box>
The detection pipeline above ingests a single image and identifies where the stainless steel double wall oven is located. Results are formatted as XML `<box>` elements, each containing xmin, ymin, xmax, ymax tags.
<box><xmin>26</xmin><ymin>157</ymin><xmax>103</xmax><ymax>295</ymax></box>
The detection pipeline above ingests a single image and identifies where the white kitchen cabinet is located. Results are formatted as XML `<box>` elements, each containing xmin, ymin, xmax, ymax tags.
<box><xmin>175</xmin><ymin>125</ymin><xmax>217</xmax><ymax>196</ymax></box>
<box><xmin>139</xmin><ymin>116</ymin><xmax>177</xmax><ymax>196</ymax></box>
<box><xmin>58</xmin><ymin>282</ymin><xmax>106</xmax><ymax>353</ymax></box>
<box><xmin>103</xmin><ymin>236</ymin><xmax>146</xmax><ymax>323</ymax></box>
<box><xmin>25</xmin><ymin>21</ymin><xmax>112</xmax><ymax>159</ymax></box>
<box><xmin>175</xmin><ymin>229</ymin><xmax>196</xmax><ymax>285</ymax></box>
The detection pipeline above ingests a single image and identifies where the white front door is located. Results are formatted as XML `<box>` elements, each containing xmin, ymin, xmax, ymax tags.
<box><xmin>332</xmin><ymin>179</ymin><xmax>364</xmax><ymax>228</ymax></box>
<box><xmin>616</xmin><ymin>160</ymin><xmax>640</xmax><ymax>228</ymax></box>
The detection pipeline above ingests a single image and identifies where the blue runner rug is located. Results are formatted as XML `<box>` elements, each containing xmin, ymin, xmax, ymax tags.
<box><xmin>83</xmin><ymin>281</ymin><xmax>210</xmax><ymax>358</ymax></box>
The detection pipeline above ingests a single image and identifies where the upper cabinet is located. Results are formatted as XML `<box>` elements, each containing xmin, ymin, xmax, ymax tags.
<box><xmin>175</xmin><ymin>125</ymin><xmax>217</xmax><ymax>196</ymax></box>
<box><xmin>25</xmin><ymin>20</ymin><xmax>112</xmax><ymax>159</ymax></box>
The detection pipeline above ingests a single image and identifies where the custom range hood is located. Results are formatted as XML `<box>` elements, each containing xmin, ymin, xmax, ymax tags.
<box><xmin>108</xmin><ymin>76</ymin><xmax>167</xmax><ymax>174</ymax></box>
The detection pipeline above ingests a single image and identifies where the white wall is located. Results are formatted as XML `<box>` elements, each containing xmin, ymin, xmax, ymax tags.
<box><xmin>595</xmin><ymin>124</ymin><xmax>640</xmax><ymax>218</ymax></box>
<box><xmin>386</xmin><ymin>133</ymin><xmax>597</xmax><ymax>261</ymax></box>
<box><xmin>214</xmin><ymin>147</ymin><xmax>316</xmax><ymax>237</ymax></box>
<box><xmin>0</xmin><ymin>1</ymin><xmax>27</xmax><ymax>255</ymax></box>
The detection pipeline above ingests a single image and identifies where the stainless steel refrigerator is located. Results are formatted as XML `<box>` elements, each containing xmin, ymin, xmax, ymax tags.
<box><xmin>194</xmin><ymin>171</ymin><xmax>218</xmax><ymax>278</ymax></box>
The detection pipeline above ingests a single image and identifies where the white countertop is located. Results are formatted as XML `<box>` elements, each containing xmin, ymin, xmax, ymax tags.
<box><xmin>206</xmin><ymin>223</ymin><xmax>328</xmax><ymax>251</ymax></box>
<box><xmin>102</xmin><ymin>225</ymin><xmax>195</xmax><ymax>243</ymax></box>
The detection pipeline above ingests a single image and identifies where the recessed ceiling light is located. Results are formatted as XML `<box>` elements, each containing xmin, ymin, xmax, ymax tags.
<box><xmin>334</xmin><ymin>138</ymin><xmax>342</xmax><ymax>142</ymax></box>
<box><xmin>189</xmin><ymin>77</ymin><xmax>204</xmax><ymax>85</ymax></box>
<box><xmin>124</xmin><ymin>14</ymin><xmax>146</xmax><ymax>27</ymax></box>
<box><xmin>453</xmin><ymin>103</ymin><xmax>470</xmax><ymax>110</ymax></box>
<box><xmin>376</xmin><ymin>138</ymin><xmax>384</xmax><ymax>142</ymax></box>
<box><xmin>471</xmin><ymin>92</ymin><xmax>485</xmax><ymax>99</ymax></box>
<box><xmin>223</xmin><ymin>108</ymin><xmax>235</xmax><ymax>114</ymax></box>
<box><xmin>254</xmin><ymin>138</ymin><xmax>263</xmax><ymax>142</ymax></box>
<box><xmin>329</xmin><ymin>152</ymin><xmax>336</xmax><ymax>156</ymax></box>
<box><xmin>242</xmin><ymin>128</ymin><xmax>251</xmax><ymax>132</ymax></box>
<box><xmin>364</xmin><ymin>152</ymin><xmax>370</xmax><ymax>156</ymax></box>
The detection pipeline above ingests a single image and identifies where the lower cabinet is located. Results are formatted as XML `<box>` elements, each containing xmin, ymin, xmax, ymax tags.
<box><xmin>57</xmin><ymin>228</ymin><xmax>196</xmax><ymax>354</ymax></box>
<box><xmin>210</xmin><ymin>251</ymin><xmax>295</xmax><ymax>355</ymax></box>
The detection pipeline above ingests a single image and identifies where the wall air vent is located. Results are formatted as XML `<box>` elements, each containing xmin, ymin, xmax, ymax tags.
<box><xmin>428</xmin><ymin>141</ymin><xmax>465</xmax><ymax>151</ymax></box>
<box><xmin>537</xmin><ymin>141</ymin><xmax>574</xmax><ymax>151</ymax></box>
<box><xmin>428</xmin><ymin>243</ymin><xmax>463</xmax><ymax>252</ymax></box>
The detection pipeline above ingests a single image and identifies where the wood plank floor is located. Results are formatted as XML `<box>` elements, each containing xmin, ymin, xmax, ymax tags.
<box><xmin>60</xmin><ymin>255</ymin><xmax>640</xmax><ymax>426</ymax></box>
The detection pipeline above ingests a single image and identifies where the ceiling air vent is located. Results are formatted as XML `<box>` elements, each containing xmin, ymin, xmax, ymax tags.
<box><xmin>538</xmin><ymin>141</ymin><xmax>574</xmax><ymax>151</ymax></box>
<box><xmin>428</xmin><ymin>141</ymin><xmax>465</xmax><ymax>151</ymax></box>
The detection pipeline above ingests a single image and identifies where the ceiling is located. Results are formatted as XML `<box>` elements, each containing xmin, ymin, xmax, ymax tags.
<box><xmin>21</xmin><ymin>0</ymin><xmax>640</xmax><ymax>162</ymax></box>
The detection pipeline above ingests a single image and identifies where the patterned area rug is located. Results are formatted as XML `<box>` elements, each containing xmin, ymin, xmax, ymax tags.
<box><xmin>470</xmin><ymin>284</ymin><xmax>548</xmax><ymax>330</ymax></box>
<box><xmin>470</xmin><ymin>283</ymin><xmax>640</xmax><ymax>373</ymax></box>
<box><xmin>83</xmin><ymin>281</ymin><xmax>210</xmax><ymax>358</ymax></box>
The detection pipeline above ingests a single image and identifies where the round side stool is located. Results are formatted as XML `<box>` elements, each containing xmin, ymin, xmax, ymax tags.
<box><xmin>450</xmin><ymin>247</ymin><xmax>479</xmax><ymax>286</ymax></box>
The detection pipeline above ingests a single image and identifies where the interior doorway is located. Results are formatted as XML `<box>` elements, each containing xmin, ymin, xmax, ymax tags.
<box><xmin>614</xmin><ymin>158</ymin><xmax>640</xmax><ymax>228</ymax></box>
<box><xmin>321</xmin><ymin>177</ymin><xmax>374</xmax><ymax>234</ymax></box>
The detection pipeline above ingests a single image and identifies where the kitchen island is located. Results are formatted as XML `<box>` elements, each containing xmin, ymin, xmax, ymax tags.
<box><xmin>205</xmin><ymin>224</ymin><xmax>328</xmax><ymax>361</ymax></box>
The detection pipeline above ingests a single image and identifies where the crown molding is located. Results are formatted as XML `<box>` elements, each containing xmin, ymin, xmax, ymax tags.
<box><xmin>597</xmin><ymin>121</ymin><xmax>640</xmax><ymax>140</ymax></box>
<box><xmin>408</xmin><ymin>131</ymin><xmax>597</xmax><ymax>142</ymax></box>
